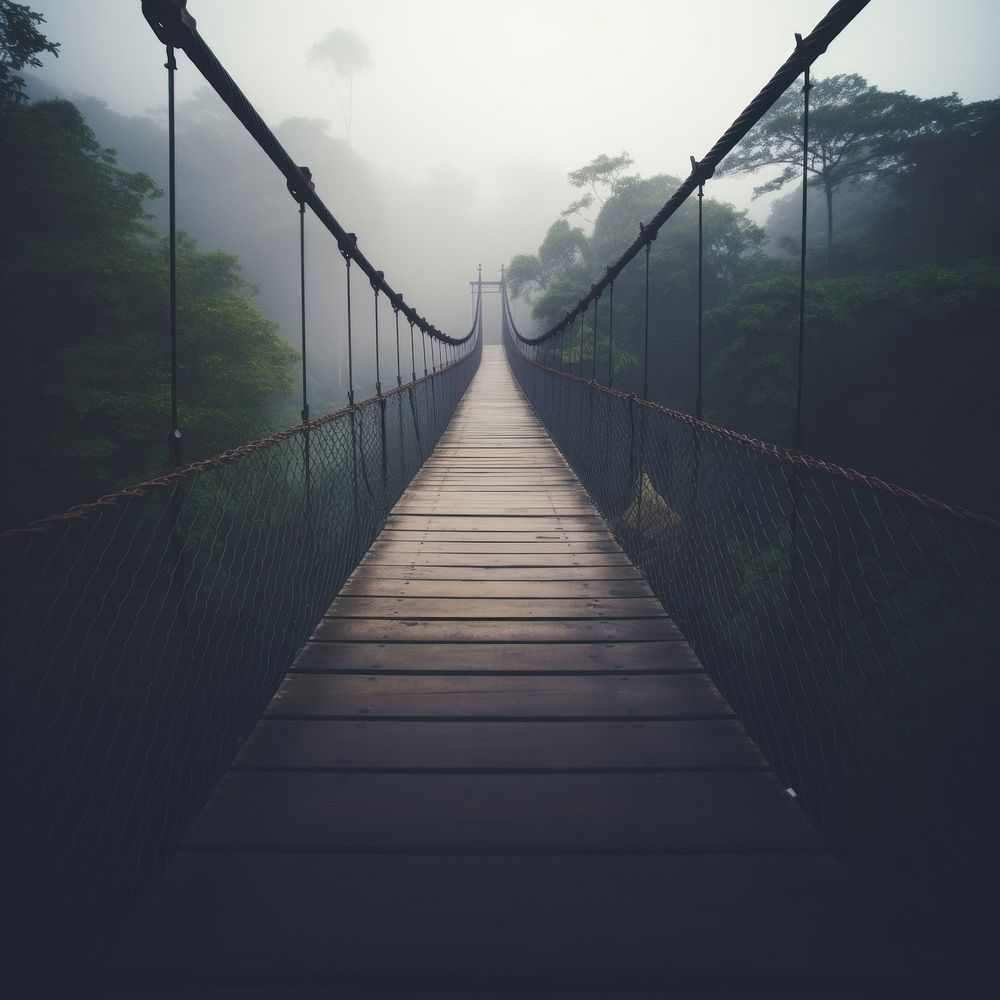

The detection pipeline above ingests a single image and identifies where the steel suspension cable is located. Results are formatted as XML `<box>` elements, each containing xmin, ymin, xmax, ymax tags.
<box><xmin>505</xmin><ymin>0</ymin><xmax>870</xmax><ymax>349</ymax></box>
<box><xmin>796</xmin><ymin>55</ymin><xmax>812</xmax><ymax>453</ymax></box>
<box><xmin>140</xmin><ymin>0</ymin><xmax>474</xmax><ymax>348</ymax></box>
<box><xmin>165</xmin><ymin>44</ymin><xmax>180</xmax><ymax>468</ymax></box>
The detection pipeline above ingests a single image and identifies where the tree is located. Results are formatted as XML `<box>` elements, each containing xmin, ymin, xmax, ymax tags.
<box><xmin>0</xmin><ymin>98</ymin><xmax>297</xmax><ymax>527</ymax></box>
<box><xmin>562</xmin><ymin>151</ymin><xmax>635</xmax><ymax>223</ymax></box>
<box><xmin>0</xmin><ymin>0</ymin><xmax>58</xmax><ymax>109</ymax></box>
<box><xmin>719</xmin><ymin>74</ymin><xmax>962</xmax><ymax>274</ymax></box>
<box><xmin>307</xmin><ymin>28</ymin><xmax>372</xmax><ymax>144</ymax></box>
<box><xmin>506</xmin><ymin>218</ymin><xmax>589</xmax><ymax>301</ymax></box>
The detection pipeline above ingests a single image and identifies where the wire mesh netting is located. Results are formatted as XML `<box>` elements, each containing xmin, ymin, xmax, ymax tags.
<box><xmin>506</xmin><ymin>321</ymin><xmax>1000</xmax><ymax>977</ymax></box>
<box><xmin>0</xmin><ymin>338</ymin><xmax>480</xmax><ymax>989</ymax></box>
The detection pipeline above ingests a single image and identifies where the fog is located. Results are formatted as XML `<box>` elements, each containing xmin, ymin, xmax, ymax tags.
<box><xmin>10</xmin><ymin>0</ymin><xmax>1000</xmax><ymax>515</ymax></box>
<box><xmin>28</xmin><ymin>0</ymin><xmax>1000</xmax><ymax>345</ymax></box>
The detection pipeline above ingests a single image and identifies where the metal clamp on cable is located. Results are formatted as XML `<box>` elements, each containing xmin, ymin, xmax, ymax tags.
<box><xmin>286</xmin><ymin>166</ymin><xmax>314</xmax><ymax>204</ymax></box>
<box><xmin>639</xmin><ymin>221</ymin><xmax>656</xmax><ymax>245</ymax></box>
<box><xmin>689</xmin><ymin>155</ymin><xmax>715</xmax><ymax>186</ymax></box>
<box><xmin>370</xmin><ymin>271</ymin><xmax>384</xmax><ymax>293</ymax></box>
<box><xmin>167</xmin><ymin>427</ymin><xmax>183</xmax><ymax>468</ymax></box>
<box><xmin>142</xmin><ymin>0</ymin><xmax>198</xmax><ymax>49</ymax></box>
<box><xmin>339</xmin><ymin>232</ymin><xmax>358</xmax><ymax>261</ymax></box>
<box><xmin>794</xmin><ymin>31</ymin><xmax>827</xmax><ymax>73</ymax></box>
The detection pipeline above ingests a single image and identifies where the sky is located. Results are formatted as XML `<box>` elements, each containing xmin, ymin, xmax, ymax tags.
<box><xmin>27</xmin><ymin>0</ymin><xmax>1000</xmax><ymax>333</ymax></box>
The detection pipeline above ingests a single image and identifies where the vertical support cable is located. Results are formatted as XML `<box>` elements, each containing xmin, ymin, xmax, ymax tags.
<box><xmin>591</xmin><ymin>295</ymin><xmax>599</xmax><ymax>381</ymax></box>
<box><xmin>409</xmin><ymin>320</ymin><xmax>417</xmax><ymax>382</ymax></box>
<box><xmin>642</xmin><ymin>238</ymin><xmax>652</xmax><ymax>401</ymax></box>
<box><xmin>789</xmin><ymin>38</ymin><xmax>812</xmax><ymax>609</ymax></box>
<box><xmin>343</xmin><ymin>254</ymin><xmax>355</xmax><ymax>405</ymax></box>
<box><xmin>297</xmin><ymin>196</ymin><xmax>311</xmax><ymax>508</ymax></box>
<box><xmin>421</xmin><ymin>328</ymin><xmax>428</xmax><ymax>377</ymax></box>
<box><xmin>796</xmin><ymin>49</ymin><xmax>812</xmax><ymax>453</ymax></box>
<box><xmin>372</xmin><ymin>275</ymin><xmax>383</xmax><ymax>396</ymax></box>
<box><xmin>696</xmin><ymin>174</ymin><xmax>705</xmax><ymax>421</ymax></box>
<box><xmin>165</xmin><ymin>44</ymin><xmax>181</xmax><ymax>468</ymax></box>
<box><xmin>394</xmin><ymin>305</ymin><xmax>402</xmax><ymax>387</ymax></box>
<box><xmin>298</xmin><ymin>201</ymin><xmax>309</xmax><ymax>424</ymax></box>
<box><xmin>163</xmin><ymin>42</ymin><xmax>188</xmax><ymax>626</ymax></box>
<box><xmin>608</xmin><ymin>280</ymin><xmax>615</xmax><ymax>389</ymax></box>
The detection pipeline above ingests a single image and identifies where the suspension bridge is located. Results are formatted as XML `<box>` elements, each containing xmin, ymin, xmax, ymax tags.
<box><xmin>2</xmin><ymin>0</ymin><xmax>998</xmax><ymax>996</ymax></box>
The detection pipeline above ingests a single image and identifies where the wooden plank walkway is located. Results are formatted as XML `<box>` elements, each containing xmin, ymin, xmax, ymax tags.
<box><xmin>108</xmin><ymin>346</ymin><xmax>879</xmax><ymax>996</ymax></box>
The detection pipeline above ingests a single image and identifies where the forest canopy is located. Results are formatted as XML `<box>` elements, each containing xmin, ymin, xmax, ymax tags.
<box><xmin>0</xmin><ymin>7</ymin><xmax>298</xmax><ymax>527</ymax></box>
<box><xmin>506</xmin><ymin>76</ymin><xmax>1000</xmax><ymax>514</ymax></box>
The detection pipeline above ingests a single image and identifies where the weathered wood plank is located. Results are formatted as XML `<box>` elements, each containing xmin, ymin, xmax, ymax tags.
<box><xmin>357</xmin><ymin>552</ymin><xmax>635</xmax><ymax>567</ymax></box>
<box><xmin>290</xmin><ymin>640</ymin><xmax>702</xmax><ymax>674</ymax></box>
<box><xmin>323</xmin><ymin>596</ymin><xmax>667</xmax><ymax>620</ymax></box>
<box><xmin>182</xmin><ymin>771</ymin><xmax>817</xmax><ymax>851</ymax></box>
<box><xmin>346</xmin><ymin>565</ymin><xmax>645</xmax><ymax>582</ymax></box>
<box><xmin>233</xmin><ymin>719</ymin><xmax>764</xmax><ymax>770</ymax></box>
<box><xmin>266</xmin><ymin>673</ymin><xmax>728</xmax><ymax>718</ymax></box>
<box><xmin>339</xmin><ymin>578</ymin><xmax>651</xmax><ymax>598</ymax></box>
<box><xmin>363</xmin><ymin>539</ymin><xmax>623</xmax><ymax>553</ymax></box>
<box><xmin>108</xmin><ymin>348</ymin><xmax>880</xmax><ymax>994</ymax></box>
<box><xmin>311</xmin><ymin>618</ymin><xmax>683</xmax><ymax>642</ymax></box>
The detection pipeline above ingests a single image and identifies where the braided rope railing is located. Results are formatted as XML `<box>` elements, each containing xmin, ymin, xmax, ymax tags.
<box><xmin>0</xmin><ymin>3</ymin><xmax>487</xmax><ymax>989</ymax></box>
<box><xmin>0</xmin><ymin>331</ymin><xmax>481</xmax><ymax>992</ymax></box>
<box><xmin>504</xmin><ymin>284</ymin><xmax>1000</xmax><ymax>982</ymax></box>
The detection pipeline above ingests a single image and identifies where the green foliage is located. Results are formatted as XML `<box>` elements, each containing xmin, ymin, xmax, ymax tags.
<box><xmin>563</xmin><ymin>151</ymin><xmax>636</xmax><ymax>222</ymax></box>
<box><xmin>0</xmin><ymin>0</ymin><xmax>58</xmax><ymax>109</ymax></box>
<box><xmin>705</xmin><ymin>262</ymin><xmax>1000</xmax><ymax>509</ymax></box>
<box><xmin>720</xmin><ymin>74</ymin><xmax>966</xmax><ymax>271</ymax></box>
<box><xmin>0</xmin><ymin>99</ymin><xmax>297</xmax><ymax>527</ymax></box>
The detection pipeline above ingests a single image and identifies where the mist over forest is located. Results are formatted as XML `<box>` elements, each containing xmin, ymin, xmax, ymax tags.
<box><xmin>2</xmin><ymin>3</ymin><xmax>998</xmax><ymax>528</ymax></box>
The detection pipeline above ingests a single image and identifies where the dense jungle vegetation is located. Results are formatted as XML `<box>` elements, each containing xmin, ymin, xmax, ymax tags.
<box><xmin>507</xmin><ymin>76</ymin><xmax>1000</xmax><ymax>516</ymax></box>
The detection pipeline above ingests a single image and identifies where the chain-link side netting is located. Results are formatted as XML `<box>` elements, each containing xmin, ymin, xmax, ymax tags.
<box><xmin>506</xmin><ymin>327</ymin><xmax>1000</xmax><ymax>972</ymax></box>
<box><xmin>0</xmin><ymin>340</ymin><xmax>480</xmax><ymax>989</ymax></box>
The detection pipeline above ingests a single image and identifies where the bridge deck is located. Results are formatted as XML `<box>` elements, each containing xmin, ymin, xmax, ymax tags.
<box><xmin>109</xmin><ymin>347</ymin><xmax>876</xmax><ymax>994</ymax></box>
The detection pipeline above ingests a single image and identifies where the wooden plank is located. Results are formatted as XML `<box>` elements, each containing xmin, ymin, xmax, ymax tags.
<box><xmin>266</xmin><ymin>673</ymin><xmax>728</xmax><ymax>718</ymax></box>
<box><xmin>346</xmin><ymin>565</ymin><xmax>645</xmax><ymax>582</ymax></box>
<box><xmin>386</xmin><ymin>516</ymin><xmax>605</xmax><ymax>531</ymax></box>
<box><xmin>363</xmin><ymin>541</ymin><xmax>622</xmax><ymax>553</ymax></box>
<box><xmin>233</xmin><ymin>719</ymin><xmax>762</xmax><ymax>770</ymax></box>
<box><xmin>357</xmin><ymin>552</ymin><xmax>635</xmax><ymax>567</ymax></box>
<box><xmin>106</xmin><ymin>348</ymin><xmax>882</xmax><ymax>995</ymax></box>
<box><xmin>182</xmin><ymin>771</ymin><xmax>817</xmax><ymax>851</ymax></box>
<box><xmin>110</xmin><ymin>853</ymin><xmax>879</xmax><ymax>988</ymax></box>
<box><xmin>311</xmin><ymin>618</ymin><xmax>683</xmax><ymax>642</ymax></box>
<box><xmin>290</xmin><ymin>640</ymin><xmax>702</xmax><ymax>673</ymax></box>
<box><xmin>339</xmin><ymin>579</ymin><xmax>652</xmax><ymax>598</ymax></box>
<box><xmin>324</xmin><ymin>596</ymin><xmax>667</xmax><ymax>620</ymax></box>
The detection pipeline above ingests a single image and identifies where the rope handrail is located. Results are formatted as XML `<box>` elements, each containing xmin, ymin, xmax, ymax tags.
<box><xmin>508</xmin><ymin>0</ymin><xmax>870</xmax><ymax>346</ymax></box>
<box><xmin>502</xmin><ymin>283</ymin><xmax>1000</xmax><ymax>532</ymax></box>
<box><xmin>140</xmin><ymin>0</ymin><xmax>474</xmax><ymax>347</ymax></box>
<box><xmin>0</xmin><ymin>340</ymin><xmax>478</xmax><ymax>547</ymax></box>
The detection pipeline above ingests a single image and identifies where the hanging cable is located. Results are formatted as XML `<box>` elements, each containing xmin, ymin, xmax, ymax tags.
<box><xmin>591</xmin><ymin>294</ymin><xmax>599</xmax><ymax>381</ymax></box>
<box><xmin>642</xmin><ymin>234</ymin><xmax>652</xmax><ymax>401</ymax></box>
<box><xmin>341</xmin><ymin>238</ymin><xmax>356</xmax><ymax>405</ymax></box>
<box><xmin>795</xmin><ymin>41</ymin><xmax>812</xmax><ymax>453</ymax></box>
<box><xmin>165</xmin><ymin>44</ymin><xmax>181</xmax><ymax>468</ymax></box>
<box><xmin>690</xmin><ymin>155</ymin><xmax>714</xmax><ymax>420</ymax></box>
<box><xmin>409</xmin><ymin>319</ymin><xmax>417</xmax><ymax>382</ymax></box>
<box><xmin>393</xmin><ymin>303</ymin><xmax>402</xmax><ymax>387</ymax></box>
<box><xmin>608</xmin><ymin>279</ymin><xmax>615</xmax><ymax>389</ymax></box>
<box><xmin>372</xmin><ymin>273</ymin><xmax>383</xmax><ymax>395</ymax></box>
